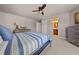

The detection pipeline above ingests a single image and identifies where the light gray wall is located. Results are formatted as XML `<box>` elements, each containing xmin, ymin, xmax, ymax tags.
<box><xmin>47</xmin><ymin>7</ymin><xmax>79</xmax><ymax>39</ymax></box>
<box><xmin>38</xmin><ymin>7</ymin><xmax>79</xmax><ymax>38</ymax></box>
<box><xmin>48</xmin><ymin>12</ymin><xmax>71</xmax><ymax>38</ymax></box>
<box><xmin>0</xmin><ymin>12</ymin><xmax>36</xmax><ymax>32</ymax></box>
<box><xmin>57</xmin><ymin>12</ymin><xmax>70</xmax><ymax>38</ymax></box>
<box><xmin>70</xmin><ymin>8</ymin><xmax>79</xmax><ymax>26</ymax></box>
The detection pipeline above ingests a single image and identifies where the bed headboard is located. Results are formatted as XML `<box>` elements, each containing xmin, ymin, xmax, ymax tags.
<box><xmin>13</xmin><ymin>23</ymin><xmax>31</xmax><ymax>33</ymax></box>
<box><xmin>13</xmin><ymin>29</ymin><xmax>31</xmax><ymax>33</ymax></box>
<box><xmin>13</xmin><ymin>28</ymin><xmax>31</xmax><ymax>33</ymax></box>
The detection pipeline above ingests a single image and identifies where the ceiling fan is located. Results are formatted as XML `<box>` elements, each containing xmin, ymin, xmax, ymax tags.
<box><xmin>32</xmin><ymin>4</ymin><xmax>46</xmax><ymax>15</ymax></box>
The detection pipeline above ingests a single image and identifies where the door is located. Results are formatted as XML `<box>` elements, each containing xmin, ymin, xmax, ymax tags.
<box><xmin>52</xmin><ymin>17</ymin><xmax>58</xmax><ymax>35</ymax></box>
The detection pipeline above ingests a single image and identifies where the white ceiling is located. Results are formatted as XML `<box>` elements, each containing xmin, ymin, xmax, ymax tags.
<box><xmin>0</xmin><ymin>4</ymin><xmax>79</xmax><ymax>20</ymax></box>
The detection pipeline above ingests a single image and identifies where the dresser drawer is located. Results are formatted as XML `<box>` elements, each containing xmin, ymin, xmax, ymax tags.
<box><xmin>68</xmin><ymin>34</ymin><xmax>79</xmax><ymax>39</ymax></box>
<box><xmin>67</xmin><ymin>38</ymin><xmax>76</xmax><ymax>42</ymax></box>
<box><xmin>73</xmin><ymin>27</ymin><xmax>79</xmax><ymax>30</ymax></box>
<box><xmin>68</xmin><ymin>38</ymin><xmax>79</xmax><ymax>43</ymax></box>
<box><xmin>73</xmin><ymin>33</ymin><xmax>79</xmax><ymax>35</ymax></box>
<box><xmin>68</xmin><ymin>31</ymin><xmax>75</xmax><ymax>35</ymax></box>
<box><xmin>66</xmin><ymin>26</ymin><xmax>79</xmax><ymax>46</ymax></box>
<box><xmin>68</xmin><ymin>30</ymin><xmax>79</xmax><ymax>35</ymax></box>
<box><xmin>71</xmin><ymin>40</ymin><xmax>79</xmax><ymax>46</ymax></box>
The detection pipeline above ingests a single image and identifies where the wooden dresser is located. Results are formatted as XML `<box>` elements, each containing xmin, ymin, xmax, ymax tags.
<box><xmin>66</xmin><ymin>26</ymin><xmax>79</xmax><ymax>46</ymax></box>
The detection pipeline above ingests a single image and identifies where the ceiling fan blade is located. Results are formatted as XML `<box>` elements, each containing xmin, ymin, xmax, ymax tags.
<box><xmin>41</xmin><ymin>4</ymin><xmax>46</xmax><ymax>10</ymax></box>
<box><xmin>32</xmin><ymin>10</ymin><xmax>39</xmax><ymax>12</ymax></box>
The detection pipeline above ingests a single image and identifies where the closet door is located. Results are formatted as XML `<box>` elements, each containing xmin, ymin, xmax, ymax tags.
<box><xmin>42</xmin><ymin>20</ymin><xmax>48</xmax><ymax>34</ymax></box>
<box><xmin>36</xmin><ymin>22</ymin><xmax>42</xmax><ymax>33</ymax></box>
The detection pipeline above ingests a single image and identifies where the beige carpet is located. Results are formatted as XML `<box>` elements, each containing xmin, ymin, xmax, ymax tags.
<box><xmin>43</xmin><ymin>36</ymin><xmax>79</xmax><ymax>55</ymax></box>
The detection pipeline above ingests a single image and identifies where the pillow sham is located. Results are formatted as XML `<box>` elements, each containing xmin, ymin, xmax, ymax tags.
<box><xmin>0</xmin><ymin>25</ymin><xmax>13</xmax><ymax>41</ymax></box>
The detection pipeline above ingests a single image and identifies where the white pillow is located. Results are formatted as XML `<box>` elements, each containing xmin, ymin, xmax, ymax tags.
<box><xmin>0</xmin><ymin>36</ymin><xmax>3</xmax><ymax>44</ymax></box>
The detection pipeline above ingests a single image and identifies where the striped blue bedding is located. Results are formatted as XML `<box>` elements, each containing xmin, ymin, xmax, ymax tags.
<box><xmin>0</xmin><ymin>32</ymin><xmax>52</xmax><ymax>55</ymax></box>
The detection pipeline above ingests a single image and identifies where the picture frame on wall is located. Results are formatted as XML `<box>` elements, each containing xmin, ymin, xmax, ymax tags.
<box><xmin>75</xmin><ymin>12</ymin><xmax>79</xmax><ymax>24</ymax></box>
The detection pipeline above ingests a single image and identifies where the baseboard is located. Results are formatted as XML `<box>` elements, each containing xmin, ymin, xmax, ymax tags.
<box><xmin>58</xmin><ymin>37</ymin><xmax>66</xmax><ymax>40</ymax></box>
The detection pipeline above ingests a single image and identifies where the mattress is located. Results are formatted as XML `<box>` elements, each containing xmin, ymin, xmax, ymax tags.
<box><xmin>0</xmin><ymin>32</ymin><xmax>52</xmax><ymax>55</ymax></box>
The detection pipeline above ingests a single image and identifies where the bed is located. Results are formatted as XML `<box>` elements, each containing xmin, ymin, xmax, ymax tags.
<box><xmin>0</xmin><ymin>25</ymin><xmax>52</xmax><ymax>55</ymax></box>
